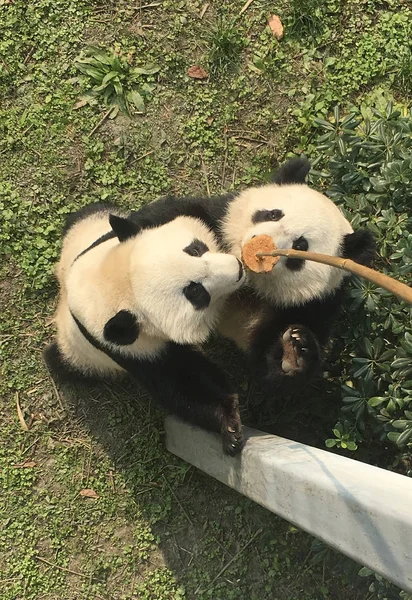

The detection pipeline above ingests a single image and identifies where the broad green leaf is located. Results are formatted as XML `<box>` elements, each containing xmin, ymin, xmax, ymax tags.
<box><xmin>131</xmin><ymin>64</ymin><xmax>160</xmax><ymax>76</ymax></box>
<box><xmin>368</xmin><ymin>396</ymin><xmax>386</xmax><ymax>407</ymax></box>
<box><xmin>395</xmin><ymin>427</ymin><xmax>412</xmax><ymax>447</ymax></box>
<box><xmin>127</xmin><ymin>90</ymin><xmax>145</xmax><ymax>112</ymax></box>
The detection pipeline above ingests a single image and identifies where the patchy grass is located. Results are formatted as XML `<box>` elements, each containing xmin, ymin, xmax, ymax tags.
<box><xmin>1</xmin><ymin>0</ymin><xmax>411</xmax><ymax>598</ymax></box>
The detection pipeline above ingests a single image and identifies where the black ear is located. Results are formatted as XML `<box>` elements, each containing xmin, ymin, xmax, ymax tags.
<box><xmin>103</xmin><ymin>310</ymin><xmax>139</xmax><ymax>345</ymax></box>
<box><xmin>342</xmin><ymin>230</ymin><xmax>376</xmax><ymax>266</ymax></box>
<box><xmin>271</xmin><ymin>157</ymin><xmax>311</xmax><ymax>185</ymax></box>
<box><xmin>109</xmin><ymin>214</ymin><xmax>141</xmax><ymax>242</ymax></box>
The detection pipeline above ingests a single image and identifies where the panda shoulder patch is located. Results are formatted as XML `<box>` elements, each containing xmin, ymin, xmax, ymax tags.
<box><xmin>103</xmin><ymin>310</ymin><xmax>139</xmax><ymax>346</ymax></box>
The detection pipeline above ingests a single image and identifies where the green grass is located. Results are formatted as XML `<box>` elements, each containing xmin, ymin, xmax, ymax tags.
<box><xmin>1</xmin><ymin>0</ymin><xmax>411</xmax><ymax>598</ymax></box>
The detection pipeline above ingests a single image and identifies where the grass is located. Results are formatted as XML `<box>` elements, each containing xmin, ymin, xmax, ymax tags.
<box><xmin>0</xmin><ymin>0</ymin><xmax>411</xmax><ymax>598</ymax></box>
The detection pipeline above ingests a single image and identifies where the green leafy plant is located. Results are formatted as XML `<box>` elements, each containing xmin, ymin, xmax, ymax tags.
<box><xmin>325</xmin><ymin>421</ymin><xmax>358</xmax><ymax>451</ymax></box>
<box><xmin>310</xmin><ymin>103</ymin><xmax>412</xmax><ymax>456</ymax></box>
<box><xmin>74</xmin><ymin>47</ymin><xmax>159</xmax><ymax>117</ymax></box>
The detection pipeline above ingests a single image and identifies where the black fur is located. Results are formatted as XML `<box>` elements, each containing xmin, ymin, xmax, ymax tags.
<box><xmin>103</xmin><ymin>310</ymin><xmax>139</xmax><ymax>345</ymax></box>
<box><xmin>109</xmin><ymin>214</ymin><xmax>142</xmax><ymax>242</ymax></box>
<box><xmin>271</xmin><ymin>157</ymin><xmax>311</xmax><ymax>185</ymax></box>
<box><xmin>130</xmin><ymin>193</ymin><xmax>233</xmax><ymax>247</ymax></box>
<box><xmin>342</xmin><ymin>230</ymin><xmax>376</xmax><ymax>266</ymax></box>
<box><xmin>62</xmin><ymin>314</ymin><xmax>243</xmax><ymax>455</ymax></box>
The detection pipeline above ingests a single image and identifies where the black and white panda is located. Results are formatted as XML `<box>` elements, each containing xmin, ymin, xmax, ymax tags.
<box><xmin>44</xmin><ymin>203</ymin><xmax>246</xmax><ymax>455</ymax></box>
<box><xmin>133</xmin><ymin>158</ymin><xmax>376</xmax><ymax>393</ymax></box>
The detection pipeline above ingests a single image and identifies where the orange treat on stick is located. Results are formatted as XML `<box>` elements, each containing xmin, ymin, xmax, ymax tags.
<box><xmin>242</xmin><ymin>234</ymin><xmax>280</xmax><ymax>273</ymax></box>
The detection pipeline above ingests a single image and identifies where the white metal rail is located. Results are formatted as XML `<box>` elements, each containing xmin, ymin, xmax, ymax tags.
<box><xmin>165</xmin><ymin>417</ymin><xmax>412</xmax><ymax>593</ymax></box>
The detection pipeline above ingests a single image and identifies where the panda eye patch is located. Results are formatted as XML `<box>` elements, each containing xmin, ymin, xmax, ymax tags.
<box><xmin>286</xmin><ymin>236</ymin><xmax>308</xmax><ymax>271</ymax></box>
<box><xmin>252</xmin><ymin>209</ymin><xmax>284</xmax><ymax>224</ymax></box>
<box><xmin>183</xmin><ymin>238</ymin><xmax>209</xmax><ymax>257</ymax></box>
<box><xmin>292</xmin><ymin>236</ymin><xmax>309</xmax><ymax>251</ymax></box>
<box><xmin>183</xmin><ymin>281</ymin><xmax>211</xmax><ymax>310</ymax></box>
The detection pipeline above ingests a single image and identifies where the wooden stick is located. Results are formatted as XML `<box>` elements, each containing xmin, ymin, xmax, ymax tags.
<box><xmin>256</xmin><ymin>249</ymin><xmax>412</xmax><ymax>304</ymax></box>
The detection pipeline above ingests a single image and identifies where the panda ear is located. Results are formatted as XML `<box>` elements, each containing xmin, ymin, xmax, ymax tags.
<box><xmin>271</xmin><ymin>158</ymin><xmax>311</xmax><ymax>185</ymax></box>
<box><xmin>109</xmin><ymin>214</ymin><xmax>141</xmax><ymax>242</ymax></box>
<box><xmin>341</xmin><ymin>230</ymin><xmax>376</xmax><ymax>266</ymax></box>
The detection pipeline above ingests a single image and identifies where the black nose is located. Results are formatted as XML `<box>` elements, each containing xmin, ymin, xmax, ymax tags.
<box><xmin>236</xmin><ymin>258</ymin><xmax>244</xmax><ymax>281</ymax></box>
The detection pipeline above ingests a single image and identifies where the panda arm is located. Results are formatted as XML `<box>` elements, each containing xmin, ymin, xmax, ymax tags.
<box><xmin>247</xmin><ymin>290</ymin><xmax>344</xmax><ymax>390</ymax></box>
<box><xmin>109</xmin><ymin>344</ymin><xmax>244</xmax><ymax>456</ymax></box>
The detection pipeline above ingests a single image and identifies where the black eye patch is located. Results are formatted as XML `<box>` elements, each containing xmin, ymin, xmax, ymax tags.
<box><xmin>183</xmin><ymin>239</ymin><xmax>209</xmax><ymax>257</ymax></box>
<box><xmin>286</xmin><ymin>236</ymin><xmax>309</xmax><ymax>271</ymax></box>
<box><xmin>183</xmin><ymin>281</ymin><xmax>211</xmax><ymax>310</ymax></box>
<box><xmin>252</xmin><ymin>209</ymin><xmax>284</xmax><ymax>224</ymax></box>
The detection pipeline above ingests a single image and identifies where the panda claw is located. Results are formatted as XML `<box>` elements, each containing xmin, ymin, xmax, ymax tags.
<box><xmin>291</xmin><ymin>332</ymin><xmax>301</xmax><ymax>340</ymax></box>
<box><xmin>283</xmin><ymin>329</ymin><xmax>292</xmax><ymax>342</ymax></box>
<box><xmin>301</xmin><ymin>347</ymin><xmax>308</xmax><ymax>353</ymax></box>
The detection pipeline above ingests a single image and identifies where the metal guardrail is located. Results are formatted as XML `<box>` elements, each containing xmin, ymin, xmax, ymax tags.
<box><xmin>165</xmin><ymin>417</ymin><xmax>412</xmax><ymax>593</ymax></box>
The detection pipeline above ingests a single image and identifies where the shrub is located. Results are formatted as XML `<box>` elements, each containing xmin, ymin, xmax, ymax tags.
<box><xmin>310</xmin><ymin>103</ymin><xmax>412</xmax><ymax>469</ymax></box>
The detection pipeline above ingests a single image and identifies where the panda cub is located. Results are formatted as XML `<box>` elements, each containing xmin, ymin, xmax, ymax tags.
<box><xmin>133</xmin><ymin>158</ymin><xmax>376</xmax><ymax>393</ymax></box>
<box><xmin>44</xmin><ymin>203</ymin><xmax>246</xmax><ymax>455</ymax></box>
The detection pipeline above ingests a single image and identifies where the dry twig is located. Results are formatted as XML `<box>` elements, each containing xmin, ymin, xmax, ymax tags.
<box><xmin>240</xmin><ymin>0</ymin><xmax>255</xmax><ymax>15</ymax></box>
<box><xmin>15</xmin><ymin>392</ymin><xmax>29</xmax><ymax>431</ymax></box>
<box><xmin>35</xmin><ymin>556</ymin><xmax>90</xmax><ymax>579</ymax></box>
<box><xmin>195</xmin><ymin>528</ymin><xmax>263</xmax><ymax>594</ymax></box>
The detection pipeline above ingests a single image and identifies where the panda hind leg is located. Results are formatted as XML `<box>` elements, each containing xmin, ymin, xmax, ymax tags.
<box><xmin>280</xmin><ymin>325</ymin><xmax>321</xmax><ymax>376</ymax></box>
<box><xmin>43</xmin><ymin>341</ymin><xmax>86</xmax><ymax>384</ymax></box>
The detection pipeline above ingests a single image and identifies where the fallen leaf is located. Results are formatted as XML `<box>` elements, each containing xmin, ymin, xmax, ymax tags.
<box><xmin>73</xmin><ymin>98</ymin><xmax>88</xmax><ymax>110</ymax></box>
<box><xmin>13</xmin><ymin>461</ymin><xmax>37</xmax><ymax>468</ymax></box>
<box><xmin>268</xmin><ymin>14</ymin><xmax>284</xmax><ymax>40</ymax></box>
<box><xmin>188</xmin><ymin>65</ymin><xmax>208</xmax><ymax>79</ymax></box>
<box><xmin>79</xmin><ymin>488</ymin><xmax>99</xmax><ymax>499</ymax></box>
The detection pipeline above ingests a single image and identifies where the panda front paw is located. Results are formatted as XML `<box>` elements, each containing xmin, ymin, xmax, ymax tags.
<box><xmin>281</xmin><ymin>325</ymin><xmax>320</xmax><ymax>376</ymax></box>
<box><xmin>220</xmin><ymin>395</ymin><xmax>244</xmax><ymax>456</ymax></box>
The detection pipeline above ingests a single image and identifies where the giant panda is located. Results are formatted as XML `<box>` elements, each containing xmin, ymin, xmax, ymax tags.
<box><xmin>44</xmin><ymin>202</ymin><xmax>246</xmax><ymax>455</ymax></box>
<box><xmin>132</xmin><ymin>158</ymin><xmax>376</xmax><ymax>394</ymax></box>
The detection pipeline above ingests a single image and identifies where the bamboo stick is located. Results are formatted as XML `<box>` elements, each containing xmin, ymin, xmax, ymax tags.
<box><xmin>256</xmin><ymin>249</ymin><xmax>412</xmax><ymax>304</ymax></box>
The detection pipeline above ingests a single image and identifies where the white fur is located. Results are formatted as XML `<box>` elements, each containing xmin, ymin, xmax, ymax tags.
<box><xmin>55</xmin><ymin>210</ymin><xmax>245</xmax><ymax>376</ymax></box>
<box><xmin>222</xmin><ymin>184</ymin><xmax>353</xmax><ymax>306</ymax></box>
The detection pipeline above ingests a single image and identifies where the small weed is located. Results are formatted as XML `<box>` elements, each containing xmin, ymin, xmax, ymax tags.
<box><xmin>207</xmin><ymin>20</ymin><xmax>246</xmax><ymax>77</ymax></box>
<box><xmin>395</xmin><ymin>51</ymin><xmax>412</xmax><ymax>97</ymax></box>
<box><xmin>288</xmin><ymin>0</ymin><xmax>326</xmax><ymax>38</ymax></box>
<box><xmin>74</xmin><ymin>47</ymin><xmax>159</xmax><ymax>117</ymax></box>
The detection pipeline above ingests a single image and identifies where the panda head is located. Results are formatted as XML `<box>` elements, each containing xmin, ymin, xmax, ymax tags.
<box><xmin>222</xmin><ymin>158</ymin><xmax>376</xmax><ymax>307</ymax></box>
<box><xmin>110</xmin><ymin>214</ymin><xmax>245</xmax><ymax>345</ymax></box>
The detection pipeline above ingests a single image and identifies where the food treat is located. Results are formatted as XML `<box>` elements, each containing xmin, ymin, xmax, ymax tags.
<box><xmin>242</xmin><ymin>234</ymin><xmax>280</xmax><ymax>273</ymax></box>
